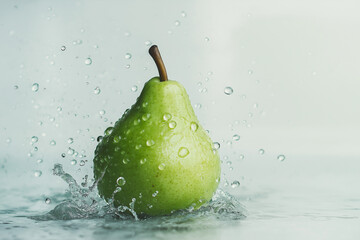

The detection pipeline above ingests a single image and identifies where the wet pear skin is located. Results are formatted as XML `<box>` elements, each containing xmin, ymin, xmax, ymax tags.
<box><xmin>94</xmin><ymin>77</ymin><xmax>221</xmax><ymax>216</ymax></box>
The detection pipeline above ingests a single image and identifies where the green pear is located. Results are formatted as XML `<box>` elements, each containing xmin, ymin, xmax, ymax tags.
<box><xmin>93</xmin><ymin>45</ymin><xmax>220</xmax><ymax>216</ymax></box>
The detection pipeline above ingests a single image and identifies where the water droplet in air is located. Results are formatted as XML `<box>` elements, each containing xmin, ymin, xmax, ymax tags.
<box><xmin>233</xmin><ymin>134</ymin><xmax>240</xmax><ymax>141</ymax></box>
<box><xmin>178</xmin><ymin>147</ymin><xmax>190</xmax><ymax>158</ymax></box>
<box><xmin>174</xmin><ymin>20</ymin><xmax>181</xmax><ymax>26</ymax></box>
<box><xmin>68</xmin><ymin>148</ymin><xmax>75</xmax><ymax>155</ymax></box>
<box><xmin>70</xmin><ymin>159</ymin><xmax>77</xmax><ymax>165</ymax></box>
<box><xmin>190</xmin><ymin>122</ymin><xmax>198</xmax><ymax>132</ymax></box>
<box><xmin>231</xmin><ymin>180</ymin><xmax>240</xmax><ymax>188</ymax></box>
<box><xmin>60</xmin><ymin>46</ymin><xmax>66</xmax><ymax>51</ymax></box>
<box><xmin>94</xmin><ymin>87</ymin><xmax>101</xmax><ymax>95</ymax></box>
<box><xmin>204</xmin><ymin>37</ymin><xmax>210</xmax><ymax>42</ymax></box>
<box><xmin>158</xmin><ymin>163</ymin><xmax>165</xmax><ymax>170</ymax></box>
<box><xmin>199</xmin><ymin>88</ymin><xmax>207</xmax><ymax>93</ymax></box>
<box><xmin>32</xmin><ymin>83</ymin><xmax>39</xmax><ymax>92</ymax></box>
<box><xmin>14</xmin><ymin>85</ymin><xmax>19</xmax><ymax>90</ymax></box>
<box><xmin>146</xmin><ymin>139</ymin><xmax>155</xmax><ymax>146</ymax></box>
<box><xmin>84</xmin><ymin>58</ymin><xmax>92</xmax><ymax>65</ymax></box>
<box><xmin>67</xmin><ymin>138</ymin><xmax>73</xmax><ymax>144</ymax></box>
<box><xmin>131</xmin><ymin>85</ymin><xmax>138</xmax><ymax>92</ymax></box>
<box><xmin>99</xmin><ymin>110</ymin><xmax>106</xmax><ymax>115</ymax></box>
<box><xmin>34</xmin><ymin>170</ymin><xmax>42</xmax><ymax>177</ymax></box>
<box><xmin>194</xmin><ymin>103</ymin><xmax>202</xmax><ymax>109</ymax></box>
<box><xmin>79</xmin><ymin>160</ymin><xmax>86</xmax><ymax>166</ymax></box>
<box><xmin>145</xmin><ymin>41</ymin><xmax>152</xmax><ymax>46</ymax></box>
<box><xmin>37</xmin><ymin>159</ymin><xmax>43</xmax><ymax>164</ymax></box>
<box><xmin>31</xmin><ymin>136</ymin><xmax>38</xmax><ymax>143</ymax></box>
<box><xmin>213</xmin><ymin>142</ymin><xmax>220</xmax><ymax>150</ymax></box>
<box><xmin>45</xmin><ymin>198</ymin><xmax>51</xmax><ymax>204</ymax></box>
<box><xmin>50</xmin><ymin>140</ymin><xmax>56</xmax><ymax>146</ymax></box>
<box><xmin>125</xmin><ymin>53</ymin><xmax>132</xmax><ymax>59</ymax></box>
<box><xmin>181</xmin><ymin>11</ymin><xmax>187</xmax><ymax>17</ymax></box>
<box><xmin>61</xmin><ymin>153</ymin><xmax>65</xmax><ymax>158</ymax></box>
<box><xmin>116</xmin><ymin>177</ymin><xmax>126</xmax><ymax>186</ymax></box>
<box><xmin>224</xmin><ymin>87</ymin><xmax>233</xmax><ymax>95</ymax></box>
<box><xmin>125</xmin><ymin>64</ymin><xmax>130</xmax><ymax>69</ymax></box>
<box><xmin>259</xmin><ymin>149</ymin><xmax>265</xmax><ymax>155</ymax></box>
<box><xmin>277</xmin><ymin>155</ymin><xmax>286</xmax><ymax>161</ymax></box>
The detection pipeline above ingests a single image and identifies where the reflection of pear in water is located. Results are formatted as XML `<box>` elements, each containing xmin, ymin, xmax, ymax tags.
<box><xmin>93</xmin><ymin>45</ymin><xmax>220</xmax><ymax>216</ymax></box>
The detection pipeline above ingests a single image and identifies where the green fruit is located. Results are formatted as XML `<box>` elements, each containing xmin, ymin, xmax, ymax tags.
<box><xmin>93</xmin><ymin>45</ymin><xmax>220</xmax><ymax>216</ymax></box>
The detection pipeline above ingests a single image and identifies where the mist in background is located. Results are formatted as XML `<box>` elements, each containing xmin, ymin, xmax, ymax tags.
<box><xmin>1</xmin><ymin>0</ymin><xmax>360</xmax><ymax>197</ymax></box>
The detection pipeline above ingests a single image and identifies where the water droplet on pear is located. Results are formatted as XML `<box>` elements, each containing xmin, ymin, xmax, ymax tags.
<box><xmin>104</xmin><ymin>127</ymin><xmax>113</xmax><ymax>136</ymax></box>
<box><xmin>163</xmin><ymin>113</ymin><xmax>172</xmax><ymax>121</ymax></box>
<box><xmin>142</xmin><ymin>113</ymin><xmax>150</xmax><ymax>121</ymax></box>
<box><xmin>116</xmin><ymin>177</ymin><xmax>126</xmax><ymax>186</ymax></box>
<box><xmin>178</xmin><ymin>147</ymin><xmax>189</xmax><ymax>158</ymax></box>
<box><xmin>190</xmin><ymin>122</ymin><xmax>198</xmax><ymax>132</ymax></box>
<box><xmin>168</xmin><ymin>121</ymin><xmax>177</xmax><ymax>129</ymax></box>
<box><xmin>158</xmin><ymin>163</ymin><xmax>165</xmax><ymax>170</ymax></box>
<box><xmin>146</xmin><ymin>139</ymin><xmax>155</xmax><ymax>146</ymax></box>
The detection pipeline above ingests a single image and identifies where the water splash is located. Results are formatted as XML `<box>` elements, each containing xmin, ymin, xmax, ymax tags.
<box><xmin>31</xmin><ymin>164</ymin><xmax>246</xmax><ymax>222</ymax></box>
<box><xmin>30</xmin><ymin>164</ymin><xmax>110</xmax><ymax>220</ymax></box>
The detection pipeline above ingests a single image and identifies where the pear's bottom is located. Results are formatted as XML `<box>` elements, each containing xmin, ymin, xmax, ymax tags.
<box><xmin>95</xmin><ymin>155</ymin><xmax>221</xmax><ymax>216</ymax></box>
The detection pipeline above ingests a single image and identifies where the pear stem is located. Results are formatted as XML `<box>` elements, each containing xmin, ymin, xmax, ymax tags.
<box><xmin>149</xmin><ymin>45</ymin><xmax>168</xmax><ymax>82</ymax></box>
